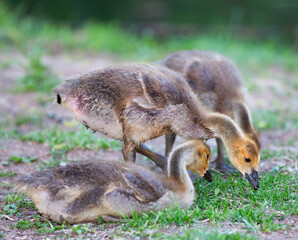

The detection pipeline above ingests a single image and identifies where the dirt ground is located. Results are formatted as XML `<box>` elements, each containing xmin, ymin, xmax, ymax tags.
<box><xmin>0</xmin><ymin>50</ymin><xmax>297</xmax><ymax>239</ymax></box>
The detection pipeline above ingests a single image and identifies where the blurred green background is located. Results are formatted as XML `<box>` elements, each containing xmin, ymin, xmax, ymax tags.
<box><xmin>1</xmin><ymin>0</ymin><xmax>297</xmax><ymax>108</ymax></box>
<box><xmin>2</xmin><ymin>0</ymin><xmax>298</xmax><ymax>42</ymax></box>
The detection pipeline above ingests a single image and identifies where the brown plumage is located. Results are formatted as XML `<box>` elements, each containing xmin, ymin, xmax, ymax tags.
<box><xmin>53</xmin><ymin>63</ymin><xmax>260</xmax><ymax>189</ymax></box>
<box><xmin>14</xmin><ymin>140</ymin><xmax>211</xmax><ymax>224</ymax></box>
<box><xmin>159</xmin><ymin>51</ymin><xmax>260</xmax><ymax>180</ymax></box>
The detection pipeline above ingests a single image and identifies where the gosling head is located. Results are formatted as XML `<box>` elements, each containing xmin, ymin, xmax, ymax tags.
<box><xmin>227</xmin><ymin>137</ymin><xmax>260</xmax><ymax>190</ymax></box>
<box><xmin>185</xmin><ymin>140</ymin><xmax>212</xmax><ymax>182</ymax></box>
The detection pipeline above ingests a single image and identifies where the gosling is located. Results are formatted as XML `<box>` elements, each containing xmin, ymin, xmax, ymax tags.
<box><xmin>14</xmin><ymin>140</ymin><xmax>212</xmax><ymax>224</ymax></box>
<box><xmin>160</xmin><ymin>51</ymin><xmax>260</xmax><ymax>174</ymax></box>
<box><xmin>53</xmin><ymin>64</ymin><xmax>260</xmax><ymax>189</ymax></box>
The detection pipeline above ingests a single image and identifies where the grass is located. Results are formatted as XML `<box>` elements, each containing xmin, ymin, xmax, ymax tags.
<box><xmin>15</xmin><ymin>50</ymin><xmax>60</xmax><ymax>93</ymax></box>
<box><xmin>120</xmin><ymin>205</ymin><xmax>196</xmax><ymax>231</ymax></box>
<box><xmin>253</xmin><ymin>108</ymin><xmax>298</xmax><ymax>131</ymax></box>
<box><xmin>167</xmin><ymin>229</ymin><xmax>257</xmax><ymax>240</ymax></box>
<box><xmin>13</xmin><ymin>217</ymin><xmax>95</xmax><ymax>236</ymax></box>
<box><xmin>261</xmin><ymin>148</ymin><xmax>297</xmax><ymax>164</ymax></box>
<box><xmin>71</xmin><ymin>224</ymin><xmax>96</xmax><ymax>235</ymax></box>
<box><xmin>3</xmin><ymin>155</ymin><xmax>37</xmax><ymax>165</ymax></box>
<box><xmin>19</xmin><ymin>126</ymin><xmax>122</xmax><ymax>152</ymax></box>
<box><xmin>13</xmin><ymin>215</ymin><xmax>69</xmax><ymax>235</ymax></box>
<box><xmin>2</xmin><ymin>192</ymin><xmax>35</xmax><ymax>215</ymax></box>
<box><xmin>2</xmin><ymin>170</ymin><xmax>296</xmax><ymax>238</ymax></box>
<box><xmin>0</xmin><ymin>124</ymin><xmax>122</xmax><ymax>154</ymax></box>
<box><xmin>0</xmin><ymin>123</ymin><xmax>122</xmax><ymax>170</ymax></box>
<box><xmin>115</xmin><ymin>171</ymin><xmax>297</xmax><ymax>235</ymax></box>
<box><xmin>0</xmin><ymin>118</ymin><xmax>122</xmax><ymax>171</ymax></box>
<box><xmin>0</xmin><ymin>171</ymin><xmax>15</xmax><ymax>178</ymax></box>
<box><xmin>37</xmin><ymin>155</ymin><xmax>67</xmax><ymax>171</ymax></box>
<box><xmin>14</xmin><ymin>111</ymin><xmax>44</xmax><ymax>127</ymax></box>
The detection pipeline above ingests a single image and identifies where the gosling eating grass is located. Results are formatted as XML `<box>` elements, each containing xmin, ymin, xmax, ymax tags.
<box><xmin>53</xmin><ymin>64</ymin><xmax>260</xmax><ymax>189</ymax></box>
<box><xmin>14</xmin><ymin>140</ymin><xmax>211</xmax><ymax>224</ymax></box>
<box><xmin>159</xmin><ymin>51</ymin><xmax>260</xmax><ymax>187</ymax></box>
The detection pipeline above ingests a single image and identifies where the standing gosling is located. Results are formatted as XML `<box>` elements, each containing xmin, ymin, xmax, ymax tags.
<box><xmin>14</xmin><ymin>140</ymin><xmax>211</xmax><ymax>224</ymax></box>
<box><xmin>160</xmin><ymin>51</ymin><xmax>260</xmax><ymax>175</ymax></box>
<box><xmin>53</xmin><ymin>64</ymin><xmax>260</xmax><ymax>189</ymax></box>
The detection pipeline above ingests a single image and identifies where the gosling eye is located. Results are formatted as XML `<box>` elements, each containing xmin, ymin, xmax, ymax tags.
<box><xmin>245</xmin><ymin>157</ymin><xmax>251</xmax><ymax>163</ymax></box>
<box><xmin>206</xmin><ymin>154</ymin><xmax>209</xmax><ymax>159</ymax></box>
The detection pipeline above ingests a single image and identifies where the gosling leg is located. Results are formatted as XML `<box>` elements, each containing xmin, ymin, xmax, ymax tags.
<box><xmin>215</xmin><ymin>138</ymin><xmax>236</xmax><ymax>172</ymax></box>
<box><xmin>165</xmin><ymin>132</ymin><xmax>176</xmax><ymax>156</ymax></box>
<box><xmin>122</xmin><ymin>138</ymin><xmax>136</xmax><ymax>162</ymax></box>
<box><xmin>137</xmin><ymin>144</ymin><xmax>200</xmax><ymax>182</ymax></box>
<box><xmin>136</xmin><ymin>144</ymin><xmax>168</xmax><ymax>173</ymax></box>
<box><xmin>215</xmin><ymin>138</ymin><xmax>225</xmax><ymax>168</ymax></box>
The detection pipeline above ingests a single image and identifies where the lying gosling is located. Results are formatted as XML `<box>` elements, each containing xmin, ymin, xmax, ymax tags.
<box><xmin>14</xmin><ymin>140</ymin><xmax>211</xmax><ymax>224</ymax></box>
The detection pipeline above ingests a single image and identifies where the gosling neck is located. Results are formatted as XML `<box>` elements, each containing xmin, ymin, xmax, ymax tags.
<box><xmin>207</xmin><ymin>113</ymin><xmax>244</xmax><ymax>146</ymax></box>
<box><xmin>232</xmin><ymin>101</ymin><xmax>254</xmax><ymax>134</ymax></box>
<box><xmin>167</xmin><ymin>142</ymin><xmax>193</xmax><ymax>182</ymax></box>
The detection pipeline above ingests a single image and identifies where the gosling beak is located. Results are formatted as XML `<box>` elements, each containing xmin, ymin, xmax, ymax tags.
<box><xmin>203</xmin><ymin>170</ymin><xmax>213</xmax><ymax>182</ymax></box>
<box><xmin>245</xmin><ymin>170</ymin><xmax>259</xmax><ymax>190</ymax></box>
